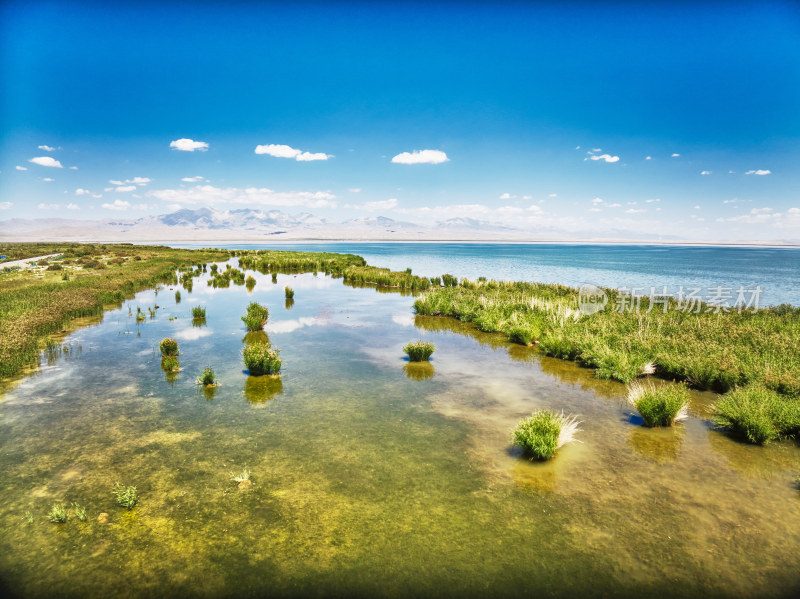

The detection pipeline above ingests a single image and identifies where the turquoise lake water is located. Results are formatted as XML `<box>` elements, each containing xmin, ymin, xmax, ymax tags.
<box><xmin>171</xmin><ymin>243</ymin><xmax>800</xmax><ymax>306</ymax></box>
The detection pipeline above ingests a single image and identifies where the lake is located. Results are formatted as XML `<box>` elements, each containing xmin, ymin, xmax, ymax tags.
<box><xmin>1</xmin><ymin>259</ymin><xmax>799</xmax><ymax>598</ymax></box>
<box><xmin>172</xmin><ymin>243</ymin><xmax>800</xmax><ymax>307</ymax></box>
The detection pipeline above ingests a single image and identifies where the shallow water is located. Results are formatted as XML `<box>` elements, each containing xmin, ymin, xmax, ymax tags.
<box><xmin>1</xmin><ymin>264</ymin><xmax>799</xmax><ymax>598</ymax></box>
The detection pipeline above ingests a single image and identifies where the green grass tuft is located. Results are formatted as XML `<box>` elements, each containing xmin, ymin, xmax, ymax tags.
<box><xmin>627</xmin><ymin>380</ymin><xmax>690</xmax><ymax>427</ymax></box>
<box><xmin>403</xmin><ymin>340</ymin><xmax>435</xmax><ymax>362</ymax></box>
<box><xmin>174</xmin><ymin>290</ymin><xmax>181</xmax><ymax>303</ymax></box>
<box><xmin>284</xmin><ymin>286</ymin><xmax>294</xmax><ymax>299</ymax></box>
<box><xmin>197</xmin><ymin>367</ymin><xmax>217</xmax><ymax>386</ymax></box>
<box><xmin>713</xmin><ymin>384</ymin><xmax>800</xmax><ymax>444</ymax></box>
<box><xmin>241</xmin><ymin>302</ymin><xmax>269</xmax><ymax>331</ymax></box>
<box><xmin>159</xmin><ymin>337</ymin><xmax>179</xmax><ymax>357</ymax></box>
<box><xmin>230</xmin><ymin>467</ymin><xmax>250</xmax><ymax>483</ymax></box>
<box><xmin>113</xmin><ymin>483</ymin><xmax>138</xmax><ymax>509</ymax></box>
<box><xmin>72</xmin><ymin>503</ymin><xmax>88</xmax><ymax>521</ymax></box>
<box><xmin>243</xmin><ymin>343</ymin><xmax>282</xmax><ymax>376</ymax></box>
<box><xmin>512</xmin><ymin>409</ymin><xmax>581</xmax><ymax>461</ymax></box>
<box><xmin>161</xmin><ymin>355</ymin><xmax>180</xmax><ymax>372</ymax></box>
<box><xmin>47</xmin><ymin>504</ymin><xmax>68</xmax><ymax>523</ymax></box>
<box><xmin>191</xmin><ymin>306</ymin><xmax>206</xmax><ymax>319</ymax></box>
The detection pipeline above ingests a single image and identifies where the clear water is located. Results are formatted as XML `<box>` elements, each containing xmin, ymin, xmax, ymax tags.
<box><xmin>171</xmin><ymin>242</ymin><xmax>800</xmax><ymax>307</ymax></box>
<box><xmin>1</xmin><ymin>263</ymin><xmax>799</xmax><ymax>598</ymax></box>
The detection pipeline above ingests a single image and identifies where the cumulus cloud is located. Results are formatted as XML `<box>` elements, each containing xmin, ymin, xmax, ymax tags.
<box><xmin>625</xmin><ymin>208</ymin><xmax>646</xmax><ymax>214</ymax></box>
<box><xmin>113</xmin><ymin>185</ymin><xmax>137</xmax><ymax>192</ymax></box>
<box><xmin>254</xmin><ymin>144</ymin><xmax>331</xmax><ymax>161</ymax></box>
<box><xmin>38</xmin><ymin>145</ymin><xmax>56</xmax><ymax>152</ymax></box>
<box><xmin>348</xmin><ymin>188</ymin><xmax>362</xmax><ymax>193</ymax></box>
<box><xmin>745</xmin><ymin>169</ymin><xmax>771</xmax><ymax>176</ymax></box>
<box><xmin>69</xmin><ymin>166</ymin><xmax>78</xmax><ymax>170</ymax></box>
<box><xmin>701</xmin><ymin>170</ymin><xmax>712</xmax><ymax>175</ymax></box>
<box><xmin>645</xmin><ymin>156</ymin><xmax>652</xmax><ymax>160</ymax></box>
<box><xmin>592</xmin><ymin>197</ymin><xmax>604</xmax><ymax>205</ymax></box>
<box><xmin>645</xmin><ymin>198</ymin><xmax>661</xmax><ymax>203</ymax></box>
<box><xmin>66</xmin><ymin>203</ymin><xmax>79</xmax><ymax>210</ymax></box>
<box><xmin>102</xmin><ymin>199</ymin><xmax>132</xmax><ymax>210</ymax></box>
<box><xmin>110</xmin><ymin>177</ymin><xmax>150</xmax><ymax>187</ymax></box>
<box><xmin>38</xmin><ymin>203</ymin><xmax>60</xmax><ymax>210</ymax></box>
<box><xmin>346</xmin><ymin>198</ymin><xmax>399</xmax><ymax>211</ymax></box>
<box><xmin>671</xmin><ymin>153</ymin><xmax>680</xmax><ymax>158</ymax></box>
<box><xmin>0</xmin><ymin>202</ymin><xmax>13</xmax><ymax>210</ymax></box>
<box><xmin>181</xmin><ymin>176</ymin><xmax>204</xmax><ymax>182</ymax></box>
<box><xmin>170</xmin><ymin>138</ymin><xmax>208</xmax><ymax>152</ymax></box>
<box><xmin>548</xmin><ymin>193</ymin><xmax>558</xmax><ymax>198</ymax></box>
<box><xmin>42</xmin><ymin>177</ymin><xmax>54</xmax><ymax>182</ymax></box>
<box><xmin>75</xmin><ymin>188</ymin><xmax>92</xmax><ymax>196</ymax></box>
<box><xmin>589</xmin><ymin>154</ymin><xmax>620</xmax><ymax>163</ymax></box>
<box><xmin>29</xmin><ymin>156</ymin><xmax>63</xmax><ymax>168</ymax></box>
<box><xmin>15</xmin><ymin>166</ymin><xmax>27</xmax><ymax>171</ymax></box>
<box><xmin>147</xmin><ymin>185</ymin><xmax>337</xmax><ymax>209</ymax></box>
<box><xmin>391</xmin><ymin>149</ymin><xmax>449</xmax><ymax>165</ymax></box>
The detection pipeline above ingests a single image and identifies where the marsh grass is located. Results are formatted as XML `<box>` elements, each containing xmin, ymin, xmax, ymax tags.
<box><xmin>191</xmin><ymin>306</ymin><xmax>207</xmax><ymax>319</ymax></box>
<box><xmin>243</xmin><ymin>343</ymin><xmax>281</xmax><ymax>376</ymax></box>
<box><xmin>72</xmin><ymin>503</ymin><xmax>88</xmax><ymax>522</ymax></box>
<box><xmin>161</xmin><ymin>356</ymin><xmax>180</xmax><ymax>372</ymax></box>
<box><xmin>627</xmin><ymin>380</ymin><xmax>690</xmax><ymax>427</ymax></box>
<box><xmin>159</xmin><ymin>337</ymin><xmax>179</xmax><ymax>357</ymax></box>
<box><xmin>242</xmin><ymin>302</ymin><xmax>269</xmax><ymax>331</ymax></box>
<box><xmin>113</xmin><ymin>483</ymin><xmax>138</xmax><ymax>509</ymax></box>
<box><xmin>512</xmin><ymin>409</ymin><xmax>581</xmax><ymax>461</ymax></box>
<box><xmin>271</xmin><ymin>273</ymin><xmax>278</xmax><ymax>283</ymax></box>
<box><xmin>713</xmin><ymin>384</ymin><xmax>800</xmax><ymax>444</ymax></box>
<box><xmin>175</xmin><ymin>290</ymin><xmax>181</xmax><ymax>303</ymax></box>
<box><xmin>403</xmin><ymin>341</ymin><xmax>435</xmax><ymax>362</ymax></box>
<box><xmin>47</xmin><ymin>504</ymin><xmax>68</xmax><ymax>523</ymax></box>
<box><xmin>284</xmin><ymin>286</ymin><xmax>294</xmax><ymax>299</ymax></box>
<box><xmin>197</xmin><ymin>368</ymin><xmax>217</xmax><ymax>386</ymax></box>
<box><xmin>343</xmin><ymin>266</ymin><xmax>431</xmax><ymax>290</ymax></box>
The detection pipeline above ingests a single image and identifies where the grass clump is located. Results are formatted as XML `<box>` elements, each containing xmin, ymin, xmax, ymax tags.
<box><xmin>113</xmin><ymin>483</ymin><xmax>138</xmax><ymax>509</ymax></box>
<box><xmin>197</xmin><ymin>367</ymin><xmax>217</xmax><ymax>386</ymax></box>
<box><xmin>243</xmin><ymin>343</ymin><xmax>281</xmax><ymax>375</ymax></box>
<box><xmin>512</xmin><ymin>409</ymin><xmax>581</xmax><ymax>461</ymax></box>
<box><xmin>72</xmin><ymin>503</ymin><xmax>88</xmax><ymax>521</ymax></box>
<box><xmin>175</xmin><ymin>290</ymin><xmax>181</xmax><ymax>303</ymax></box>
<box><xmin>241</xmin><ymin>302</ymin><xmax>269</xmax><ymax>331</ymax></box>
<box><xmin>403</xmin><ymin>340</ymin><xmax>435</xmax><ymax>362</ymax></box>
<box><xmin>627</xmin><ymin>380</ymin><xmax>690</xmax><ymax>427</ymax></box>
<box><xmin>47</xmin><ymin>504</ymin><xmax>68</xmax><ymax>523</ymax></box>
<box><xmin>713</xmin><ymin>384</ymin><xmax>800</xmax><ymax>445</ymax></box>
<box><xmin>191</xmin><ymin>306</ymin><xmax>206</xmax><ymax>319</ymax></box>
<box><xmin>25</xmin><ymin>510</ymin><xmax>34</xmax><ymax>524</ymax></box>
<box><xmin>284</xmin><ymin>286</ymin><xmax>294</xmax><ymax>299</ymax></box>
<box><xmin>159</xmin><ymin>337</ymin><xmax>179</xmax><ymax>357</ymax></box>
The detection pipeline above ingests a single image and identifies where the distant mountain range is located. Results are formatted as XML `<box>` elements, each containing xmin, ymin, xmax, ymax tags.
<box><xmin>0</xmin><ymin>207</ymin><xmax>544</xmax><ymax>242</ymax></box>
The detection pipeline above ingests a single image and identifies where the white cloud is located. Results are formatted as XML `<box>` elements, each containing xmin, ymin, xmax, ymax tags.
<box><xmin>592</xmin><ymin>197</ymin><xmax>604</xmax><ymax>205</ymax></box>
<box><xmin>182</xmin><ymin>176</ymin><xmax>204</xmax><ymax>182</ymax></box>
<box><xmin>110</xmin><ymin>177</ymin><xmax>150</xmax><ymax>187</ymax></box>
<box><xmin>348</xmin><ymin>188</ymin><xmax>362</xmax><ymax>193</ymax></box>
<box><xmin>174</xmin><ymin>327</ymin><xmax>213</xmax><ymax>340</ymax></box>
<box><xmin>522</xmin><ymin>195</ymin><xmax>532</xmax><ymax>200</ymax></box>
<box><xmin>589</xmin><ymin>154</ymin><xmax>620</xmax><ymax>163</ymax></box>
<box><xmin>591</xmin><ymin>148</ymin><xmax>602</xmax><ymax>152</ymax></box>
<box><xmin>147</xmin><ymin>184</ymin><xmax>337</xmax><ymax>209</ymax></box>
<box><xmin>527</xmin><ymin>204</ymin><xmax>542</xmax><ymax>213</ymax></box>
<box><xmin>266</xmin><ymin>317</ymin><xmax>326</xmax><ymax>334</ymax></box>
<box><xmin>645</xmin><ymin>198</ymin><xmax>661</xmax><ymax>203</ymax></box>
<box><xmin>671</xmin><ymin>153</ymin><xmax>680</xmax><ymax>158</ymax></box>
<box><xmin>102</xmin><ymin>199</ymin><xmax>131</xmax><ymax>210</ymax></box>
<box><xmin>499</xmin><ymin>193</ymin><xmax>515</xmax><ymax>200</ymax></box>
<box><xmin>607</xmin><ymin>203</ymin><xmax>622</xmax><ymax>208</ymax></box>
<box><xmin>38</xmin><ymin>145</ymin><xmax>56</xmax><ymax>152</ymax></box>
<box><xmin>717</xmin><ymin>208</ymin><xmax>782</xmax><ymax>224</ymax></box>
<box><xmin>75</xmin><ymin>188</ymin><xmax>92</xmax><ymax>196</ymax></box>
<box><xmin>751</xmin><ymin>207</ymin><xmax>772</xmax><ymax>214</ymax></box>
<box><xmin>115</xmin><ymin>185</ymin><xmax>137</xmax><ymax>192</ymax></box>
<box><xmin>645</xmin><ymin>156</ymin><xmax>652</xmax><ymax>160</ymax></box>
<box><xmin>0</xmin><ymin>202</ymin><xmax>13</xmax><ymax>210</ymax></box>
<box><xmin>694</xmin><ymin>205</ymin><xmax>701</xmax><ymax>210</ymax></box>
<box><xmin>254</xmin><ymin>144</ymin><xmax>331</xmax><ymax>161</ymax></box>
<box><xmin>42</xmin><ymin>177</ymin><xmax>54</xmax><ymax>182</ymax></box>
<box><xmin>170</xmin><ymin>138</ymin><xmax>208</xmax><ymax>152</ymax></box>
<box><xmin>346</xmin><ymin>198</ymin><xmax>399</xmax><ymax>211</ymax></box>
<box><xmin>700</xmin><ymin>171</ymin><xmax>711</xmax><ymax>175</ymax></box>
<box><xmin>548</xmin><ymin>193</ymin><xmax>558</xmax><ymax>198</ymax></box>
<box><xmin>69</xmin><ymin>166</ymin><xmax>78</xmax><ymax>170</ymax></box>
<box><xmin>391</xmin><ymin>149</ymin><xmax>449</xmax><ymax>165</ymax></box>
<box><xmin>29</xmin><ymin>156</ymin><xmax>63</xmax><ymax>168</ymax></box>
<box><xmin>15</xmin><ymin>165</ymin><xmax>27</xmax><ymax>171</ymax></box>
<box><xmin>745</xmin><ymin>169</ymin><xmax>771</xmax><ymax>176</ymax></box>
<box><xmin>66</xmin><ymin>203</ymin><xmax>80</xmax><ymax>210</ymax></box>
<box><xmin>625</xmin><ymin>208</ymin><xmax>646</xmax><ymax>214</ymax></box>
<box><xmin>38</xmin><ymin>203</ymin><xmax>60</xmax><ymax>210</ymax></box>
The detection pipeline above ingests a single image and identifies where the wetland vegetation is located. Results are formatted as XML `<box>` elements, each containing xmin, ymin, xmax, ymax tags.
<box><xmin>1</xmin><ymin>243</ymin><xmax>800</xmax><ymax>597</ymax></box>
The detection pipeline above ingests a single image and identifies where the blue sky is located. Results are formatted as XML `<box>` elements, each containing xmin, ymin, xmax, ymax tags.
<box><xmin>1</xmin><ymin>0</ymin><xmax>799</xmax><ymax>240</ymax></box>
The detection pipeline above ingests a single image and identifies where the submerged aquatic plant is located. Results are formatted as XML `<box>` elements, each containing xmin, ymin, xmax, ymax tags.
<box><xmin>197</xmin><ymin>367</ymin><xmax>217</xmax><ymax>386</ymax></box>
<box><xmin>47</xmin><ymin>504</ymin><xmax>68</xmax><ymax>523</ymax></box>
<box><xmin>627</xmin><ymin>380</ymin><xmax>690</xmax><ymax>427</ymax></box>
<box><xmin>403</xmin><ymin>341</ymin><xmax>435</xmax><ymax>362</ymax></box>
<box><xmin>284</xmin><ymin>286</ymin><xmax>294</xmax><ymax>299</ymax></box>
<box><xmin>243</xmin><ymin>343</ymin><xmax>281</xmax><ymax>376</ymax></box>
<box><xmin>113</xmin><ymin>483</ymin><xmax>138</xmax><ymax>509</ymax></box>
<box><xmin>241</xmin><ymin>302</ymin><xmax>269</xmax><ymax>331</ymax></box>
<box><xmin>512</xmin><ymin>409</ymin><xmax>581</xmax><ymax>461</ymax></box>
<box><xmin>191</xmin><ymin>306</ymin><xmax>207</xmax><ymax>319</ymax></box>
<box><xmin>230</xmin><ymin>467</ymin><xmax>251</xmax><ymax>483</ymax></box>
<box><xmin>72</xmin><ymin>503</ymin><xmax>88</xmax><ymax>522</ymax></box>
<box><xmin>25</xmin><ymin>510</ymin><xmax>34</xmax><ymax>524</ymax></box>
<box><xmin>159</xmin><ymin>337</ymin><xmax>179</xmax><ymax>357</ymax></box>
